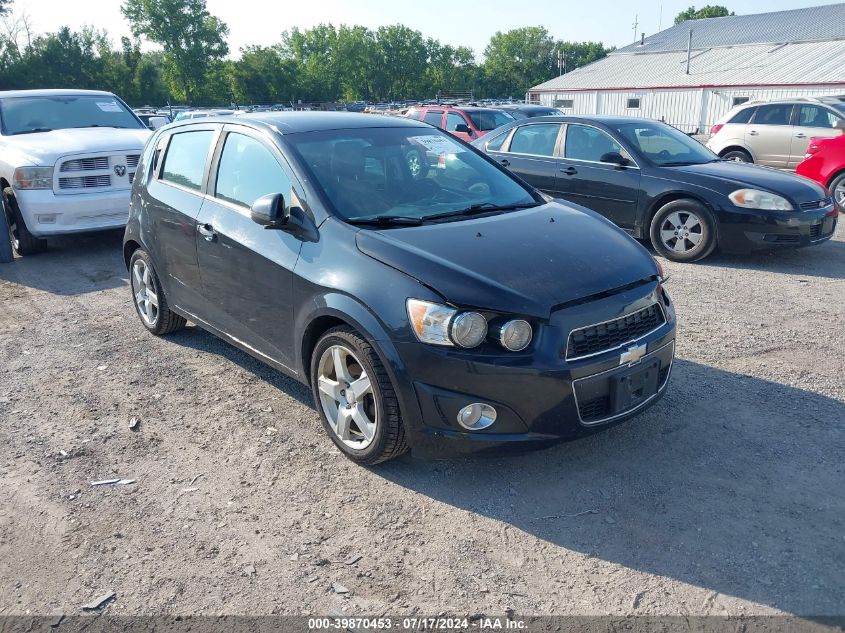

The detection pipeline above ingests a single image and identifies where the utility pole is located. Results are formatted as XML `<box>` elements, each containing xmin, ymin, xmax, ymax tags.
<box><xmin>632</xmin><ymin>14</ymin><xmax>639</xmax><ymax>43</ymax></box>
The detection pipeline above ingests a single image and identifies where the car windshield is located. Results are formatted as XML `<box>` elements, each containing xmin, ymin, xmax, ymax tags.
<box><xmin>286</xmin><ymin>127</ymin><xmax>538</xmax><ymax>224</ymax></box>
<box><xmin>611</xmin><ymin>121</ymin><xmax>718</xmax><ymax>166</ymax></box>
<box><xmin>466</xmin><ymin>110</ymin><xmax>514</xmax><ymax>131</ymax></box>
<box><xmin>0</xmin><ymin>95</ymin><xmax>143</xmax><ymax>135</ymax></box>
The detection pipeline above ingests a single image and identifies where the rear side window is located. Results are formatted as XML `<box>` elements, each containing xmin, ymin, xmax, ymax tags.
<box><xmin>423</xmin><ymin>110</ymin><xmax>443</xmax><ymax>127</ymax></box>
<box><xmin>729</xmin><ymin>107</ymin><xmax>756</xmax><ymax>124</ymax></box>
<box><xmin>485</xmin><ymin>130</ymin><xmax>510</xmax><ymax>152</ymax></box>
<box><xmin>752</xmin><ymin>104</ymin><xmax>793</xmax><ymax>126</ymax></box>
<box><xmin>508</xmin><ymin>123</ymin><xmax>561</xmax><ymax>157</ymax></box>
<box><xmin>215</xmin><ymin>133</ymin><xmax>291</xmax><ymax>208</ymax></box>
<box><xmin>161</xmin><ymin>130</ymin><xmax>216</xmax><ymax>191</ymax></box>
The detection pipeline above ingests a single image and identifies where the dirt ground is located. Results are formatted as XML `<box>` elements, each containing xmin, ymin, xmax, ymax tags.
<box><xmin>0</xmin><ymin>223</ymin><xmax>843</xmax><ymax>619</ymax></box>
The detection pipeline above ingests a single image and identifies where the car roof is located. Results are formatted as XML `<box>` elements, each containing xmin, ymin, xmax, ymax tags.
<box><xmin>494</xmin><ymin>114</ymin><xmax>658</xmax><ymax>126</ymax></box>
<box><xmin>0</xmin><ymin>89</ymin><xmax>117</xmax><ymax>99</ymax></box>
<box><xmin>166</xmin><ymin>111</ymin><xmax>430</xmax><ymax>134</ymax></box>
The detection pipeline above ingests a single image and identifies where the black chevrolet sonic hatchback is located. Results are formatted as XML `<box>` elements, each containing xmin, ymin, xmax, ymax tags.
<box><xmin>123</xmin><ymin>113</ymin><xmax>676</xmax><ymax>464</ymax></box>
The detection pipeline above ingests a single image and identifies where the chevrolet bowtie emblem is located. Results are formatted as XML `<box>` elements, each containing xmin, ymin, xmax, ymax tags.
<box><xmin>620</xmin><ymin>343</ymin><xmax>647</xmax><ymax>366</ymax></box>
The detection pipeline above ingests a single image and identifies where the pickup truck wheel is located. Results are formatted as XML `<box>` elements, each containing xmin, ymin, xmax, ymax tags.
<box><xmin>3</xmin><ymin>187</ymin><xmax>47</xmax><ymax>256</ymax></box>
<box><xmin>310</xmin><ymin>326</ymin><xmax>408</xmax><ymax>465</ymax></box>
<box><xmin>129</xmin><ymin>249</ymin><xmax>186</xmax><ymax>335</ymax></box>
<box><xmin>0</xmin><ymin>196</ymin><xmax>13</xmax><ymax>263</ymax></box>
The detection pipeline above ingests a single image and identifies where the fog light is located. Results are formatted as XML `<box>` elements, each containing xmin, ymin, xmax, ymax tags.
<box><xmin>457</xmin><ymin>403</ymin><xmax>497</xmax><ymax>430</ymax></box>
<box><xmin>499</xmin><ymin>319</ymin><xmax>532</xmax><ymax>351</ymax></box>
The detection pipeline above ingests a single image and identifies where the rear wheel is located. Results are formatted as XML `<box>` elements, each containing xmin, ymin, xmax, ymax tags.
<box><xmin>650</xmin><ymin>199</ymin><xmax>718</xmax><ymax>263</ymax></box>
<box><xmin>3</xmin><ymin>187</ymin><xmax>47</xmax><ymax>256</ymax></box>
<box><xmin>829</xmin><ymin>172</ymin><xmax>845</xmax><ymax>209</ymax></box>
<box><xmin>129</xmin><ymin>249</ymin><xmax>186</xmax><ymax>335</ymax></box>
<box><xmin>721</xmin><ymin>148</ymin><xmax>752</xmax><ymax>163</ymax></box>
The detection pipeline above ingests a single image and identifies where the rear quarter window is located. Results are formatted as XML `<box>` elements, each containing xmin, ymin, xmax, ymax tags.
<box><xmin>728</xmin><ymin>107</ymin><xmax>756</xmax><ymax>124</ymax></box>
<box><xmin>161</xmin><ymin>130</ymin><xmax>216</xmax><ymax>191</ymax></box>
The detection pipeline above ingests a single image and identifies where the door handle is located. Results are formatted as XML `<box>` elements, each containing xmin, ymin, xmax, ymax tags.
<box><xmin>197</xmin><ymin>223</ymin><xmax>216</xmax><ymax>241</ymax></box>
<box><xmin>560</xmin><ymin>166</ymin><xmax>578</xmax><ymax>175</ymax></box>
<box><xmin>748</xmin><ymin>130</ymin><xmax>759</xmax><ymax>136</ymax></box>
<box><xmin>499</xmin><ymin>159</ymin><xmax>510</xmax><ymax>167</ymax></box>
<box><xmin>794</xmin><ymin>133</ymin><xmax>807</xmax><ymax>139</ymax></box>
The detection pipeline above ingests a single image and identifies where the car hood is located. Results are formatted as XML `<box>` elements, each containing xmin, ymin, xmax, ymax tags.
<box><xmin>355</xmin><ymin>202</ymin><xmax>658</xmax><ymax>319</ymax></box>
<box><xmin>666</xmin><ymin>161</ymin><xmax>828</xmax><ymax>202</ymax></box>
<box><xmin>0</xmin><ymin>127</ymin><xmax>151</xmax><ymax>164</ymax></box>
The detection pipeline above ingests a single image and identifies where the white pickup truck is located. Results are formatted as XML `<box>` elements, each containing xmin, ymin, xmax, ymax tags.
<box><xmin>0</xmin><ymin>89</ymin><xmax>151</xmax><ymax>262</ymax></box>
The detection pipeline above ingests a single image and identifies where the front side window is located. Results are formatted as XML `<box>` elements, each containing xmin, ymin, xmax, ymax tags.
<box><xmin>0</xmin><ymin>95</ymin><xmax>143</xmax><ymax>135</ymax></box>
<box><xmin>798</xmin><ymin>105</ymin><xmax>843</xmax><ymax>128</ymax></box>
<box><xmin>287</xmin><ymin>127</ymin><xmax>537</xmax><ymax>222</ymax></box>
<box><xmin>508</xmin><ymin>124</ymin><xmax>561</xmax><ymax>157</ymax></box>
<box><xmin>612</xmin><ymin>120</ymin><xmax>717</xmax><ymax>166</ymax></box>
<box><xmin>752</xmin><ymin>104</ymin><xmax>793</xmax><ymax>126</ymax></box>
<box><xmin>466</xmin><ymin>110</ymin><xmax>514</xmax><ymax>132</ymax></box>
<box><xmin>215</xmin><ymin>133</ymin><xmax>291</xmax><ymax>208</ymax></box>
<box><xmin>564</xmin><ymin>125</ymin><xmax>623</xmax><ymax>163</ymax></box>
<box><xmin>445</xmin><ymin>112</ymin><xmax>468</xmax><ymax>132</ymax></box>
<box><xmin>161</xmin><ymin>130</ymin><xmax>216</xmax><ymax>191</ymax></box>
<box><xmin>423</xmin><ymin>111</ymin><xmax>444</xmax><ymax>127</ymax></box>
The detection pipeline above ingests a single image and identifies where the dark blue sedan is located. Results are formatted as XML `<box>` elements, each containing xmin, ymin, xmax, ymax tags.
<box><xmin>473</xmin><ymin>115</ymin><xmax>839</xmax><ymax>262</ymax></box>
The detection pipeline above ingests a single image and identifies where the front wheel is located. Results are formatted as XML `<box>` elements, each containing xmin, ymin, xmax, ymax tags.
<box><xmin>310</xmin><ymin>326</ymin><xmax>408</xmax><ymax>465</ymax></box>
<box><xmin>649</xmin><ymin>199</ymin><xmax>718</xmax><ymax>263</ymax></box>
<box><xmin>3</xmin><ymin>187</ymin><xmax>47</xmax><ymax>256</ymax></box>
<box><xmin>829</xmin><ymin>172</ymin><xmax>845</xmax><ymax>209</ymax></box>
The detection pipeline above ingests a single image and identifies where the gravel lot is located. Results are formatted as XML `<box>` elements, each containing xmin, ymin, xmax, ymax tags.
<box><xmin>0</xmin><ymin>223</ymin><xmax>843</xmax><ymax>619</ymax></box>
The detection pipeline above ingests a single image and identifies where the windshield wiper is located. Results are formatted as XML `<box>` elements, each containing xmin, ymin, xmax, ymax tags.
<box><xmin>421</xmin><ymin>201</ymin><xmax>540</xmax><ymax>222</ymax></box>
<box><xmin>346</xmin><ymin>215</ymin><xmax>423</xmax><ymax>227</ymax></box>
<box><xmin>13</xmin><ymin>128</ymin><xmax>53</xmax><ymax>135</ymax></box>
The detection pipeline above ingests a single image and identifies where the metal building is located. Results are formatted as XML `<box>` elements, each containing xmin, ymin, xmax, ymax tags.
<box><xmin>528</xmin><ymin>4</ymin><xmax>845</xmax><ymax>134</ymax></box>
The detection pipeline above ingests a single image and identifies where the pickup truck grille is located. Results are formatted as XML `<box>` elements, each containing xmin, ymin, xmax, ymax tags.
<box><xmin>61</xmin><ymin>157</ymin><xmax>109</xmax><ymax>172</ymax></box>
<box><xmin>59</xmin><ymin>175</ymin><xmax>112</xmax><ymax>189</ymax></box>
<box><xmin>566</xmin><ymin>304</ymin><xmax>666</xmax><ymax>361</ymax></box>
<box><xmin>55</xmin><ymin>152</ymin><xmax>139</xmax><ymax>193</ymax></box>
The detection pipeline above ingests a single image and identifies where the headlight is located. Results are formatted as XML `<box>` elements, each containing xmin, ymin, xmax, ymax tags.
<box><xmin>498</xmin><ymin>319</ymin><xmax>532</xmax><ymax>351</ymax></box>
<box><xmin>729</xmin><ymin>188</ymin><xmax>793</xmax><ymax>211</ymax></box>
<box><xmin>406</xmin><ymin>299</ymin><xmax>487</xmax><ymax>348</ymax></box>
<box><xmin>13</xmin><ymin>166</ymin><xmax>53</xmax><ymax>190</ymax></box>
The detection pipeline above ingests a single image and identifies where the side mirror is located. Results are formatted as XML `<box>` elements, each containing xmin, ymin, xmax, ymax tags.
<box><xmin>251</xmin><ymin>193</ymin><xmax>289</xmax><ymax>229</ymax></box>
<box><xmin>454</xmin><ymin>123</ymin><xmax>472</xmax><ymax>134</ymax></box>
<box><xmin>601</xmin><ymin>151</ymin><xmax>630</xmax><ymax>166</ymax></box>
<box><xmin>147</xmin><ymin>116</ymin><xmax>168</xmax><ymax>130</ymax></box>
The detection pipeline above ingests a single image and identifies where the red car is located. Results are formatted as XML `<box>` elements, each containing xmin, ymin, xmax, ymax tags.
<box><xmin>796</xmin><ymin>133</ymin><xmax>845</xmax><ymax>209</ymax></box>
<box><xmin>405</xmin><ymin>106</ymin><xmax>514</xmax><ymax>142</ymax></box>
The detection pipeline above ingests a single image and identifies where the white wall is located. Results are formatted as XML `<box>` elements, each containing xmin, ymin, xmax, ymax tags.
<box><xmin>537</xmin><ymin>84</ymin><xmax>845</xmax><ymax>133</ymax></box>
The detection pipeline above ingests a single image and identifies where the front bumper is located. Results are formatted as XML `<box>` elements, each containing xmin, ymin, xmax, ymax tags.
<box><xmin>13</xmin><ymin>188</ymin><xmax>131</xmax><ymax>237</ymax></box>
<box><xmin>716</xmin><ymin>203</ymin><xmax>838</xmax><ymax>253</ymax></box>
<box><xmin>394</xmin><ymin>283</ymin><xmax>677</xmax><ymax>457</ymax></box>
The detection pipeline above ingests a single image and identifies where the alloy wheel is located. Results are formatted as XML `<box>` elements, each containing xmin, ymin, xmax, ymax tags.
<box><xmin>132</xmin><ymin>259</ymin><xmax>159</xmax><ymax>327</ymax></box>
<box><xmin>659</xmin><ymin>210</ymin><xmax>704</xmax><ymax>254</ymax></box>
<box><xmin>316</xmin><ymin>344</ymin><xmax>377</xmax><ymax>449</ymax></box>
<box><xmin>834</xmin><ymin>181</ymin><xmax>845</xmax><ymax>208</ymax></box>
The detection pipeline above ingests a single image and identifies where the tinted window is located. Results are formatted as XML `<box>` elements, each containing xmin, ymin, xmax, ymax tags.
<box><xmin>485</xmin><ymin>130</ymin><xmax>510</xmax><ymax>152</ymax></box>
<box><xmin>445</xmin><ymin>112</ymin><xmax>468</xmax><ymax>131</ymax></box>
<box><xmin>161</xmin><ymin>130</ymin><xmax>216</xmax><ymax>191</ymax></box>
<box><xmin>729</xmin><ymin>107</ymin><xmax>756</xmax><ymax>124</ymax></box>
<box><xmin>215</xmin><ymin>133</ymin><xmax>290</xmax><ymax>208</ymax></box>
<box><xmin>423</xmin><ymin>111</ymin><xmax>443</xmax><ymax>127</ymax></box>
<box><xmin>752</xmin><ymin>104</ymin><xmax>793</xmax><ymax>126</ymax></box>
<box><xmin>466</xmin><ymin>110</ymin><xmax>514</xmax><ymax>131</ymax></box>
<box><xmin>287</xmin><ymin>128</ymin><xmax>536</xmax><ymax>222</ymax></box>
<box><xmin>798</xmin><ymin>105</ymin><xmax>842</xmax><ymax>128</ymax></box>
<box><xmin>508</xmin><ymin>124</ymin><xmax>561</xmax><ymax>157</ymax></box>
<box><xmin>0</xmin><ymin>95</ymin><xmax>143</xmax><ymax>135</ymax></box>
<box><xmin>564</xmin><ymin>125</ymin><xmax>623</xmax><ymax>163</ymax></box>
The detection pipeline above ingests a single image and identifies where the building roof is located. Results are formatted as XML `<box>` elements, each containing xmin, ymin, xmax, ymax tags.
<box><xmin>531</xmin><ymin>4</ymin><xmax>845</xmax><ymax>93</ymax></box>
<box><xmin>617</xmin><ymin>3</ymin><xmax>845</xmax><ymax>54</ymax></box>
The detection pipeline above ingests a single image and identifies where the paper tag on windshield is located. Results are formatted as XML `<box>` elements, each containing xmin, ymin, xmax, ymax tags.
<box><xmin>410</xmin><ymin>135</ymin><xmax>465</xmax><ymax>155</ymax></box>
<box><xmin>97</xmin><ymin>101</ymin><xmax>122</xmax><ymax>113</ymax></box>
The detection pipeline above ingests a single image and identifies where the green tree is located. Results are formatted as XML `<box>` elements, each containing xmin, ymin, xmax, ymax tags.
<box><xmin>483</xmin><ymin>27</ymin><xmax>556</xmax><ymax>97</ymax></box>
<box><xmin>121</xmin><ymin>0</ymin><xmax>228</xmax><ymax>103</ymax></box>
<box><xmin>674</xmin><ymin>5</ymin><xmax>734</xmax><ymax>23</ymax></box>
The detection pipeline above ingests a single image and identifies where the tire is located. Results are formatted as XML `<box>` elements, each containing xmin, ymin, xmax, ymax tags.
<box><xmin>0</xmin><ymin>196</ymin><xmax>13</xmax><ymax>264</ymax></box>
<box><xmin>721</xmin><ymin>149</ymin><xmax>752</xmax><ymax>163</ymax></box>
<box><xmin>128</xmin><ymin>248</ymin><xmax>186</xmax><ymax>335</ymax></box>
<box><xmin>649</xmin><ymin>199</ymin><xmax>718</xmax><ymax>263</ymax></box>
<box><xmin>3</xmin><ymin>187</ymin><xmax>47</xmax><ymax>255</ymax></box>
<box><xmin>828</xmin><ymin>171</ymin><xmax>845</xmax><ymax>210</ymax></box>
<box><xmin>310</xmin><ymin>326</ymin><xmax>408</xmax><ymax>465</ymax></box>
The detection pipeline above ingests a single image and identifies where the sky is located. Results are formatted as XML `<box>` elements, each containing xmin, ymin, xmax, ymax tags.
<box><xmin>10</xmin><ymin>0</ymin><xmax>845</xmax><ymax>58</ymax></box>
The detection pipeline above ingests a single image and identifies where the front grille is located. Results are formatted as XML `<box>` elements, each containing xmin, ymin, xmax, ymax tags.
<box><xmin>578</xmin><ymin>396</ymin><xmax>611</xmax><ymax>423</ymax></box>
<box><xmin>61</xmin><ymin>157</ymin><xmax>109</xmax><ymax>172</ymax></box>
<box><xmin>766</xmin><ymin>233</ymin><xmax>801</xmax><ymax>244</ymax></box>
<box><xmin>799</xmin><ymin>197</ymin><xmax>832</xmax><ymax>211</ymax></box>
<box><xmin>59</xmin><ymin>175</ymin><xmax>111</xmax><ymax>189</ymax></box>
<box><xmin>126</xmin><ymin>154</ymin><xmax>140</xmax><ymax>168</ymax></box>
<box><xmin>567</xmin><ymin>304</ymin><xmax>666</xmax><ymax>360</ymax></box>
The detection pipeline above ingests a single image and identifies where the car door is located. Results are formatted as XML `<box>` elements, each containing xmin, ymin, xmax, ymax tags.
<box><xmin>144</xmin><ymin>125</ymin><xmax>220</xmax><ymax>314</ymax></box>
<box><xmin>555</xmin><ymin>123</ymin><xmax>641</xmax><ymax>230</ymax></box>
<box><xmin>445</xmin><ymin>111</ymin><xmax>473</xmax><ymax>142</ymax></box>
<box><xmin>195</xmin><ymin>126</ymin><xmax>305</xmax><ymax>369</ymax></box>
<box><xmin>494</xmin><ymin>122</ymin><xmax>563</xmax><ymax>195</ymax></box>
<box><xmin>746</xmin><ymin>103</ymin><xmax>795</xmax><ymax>168</ymax></box>
<box><xmin>790</xmin><ymin>104</ymin><xmax>845</xmax><ymax>168</ymax></box>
